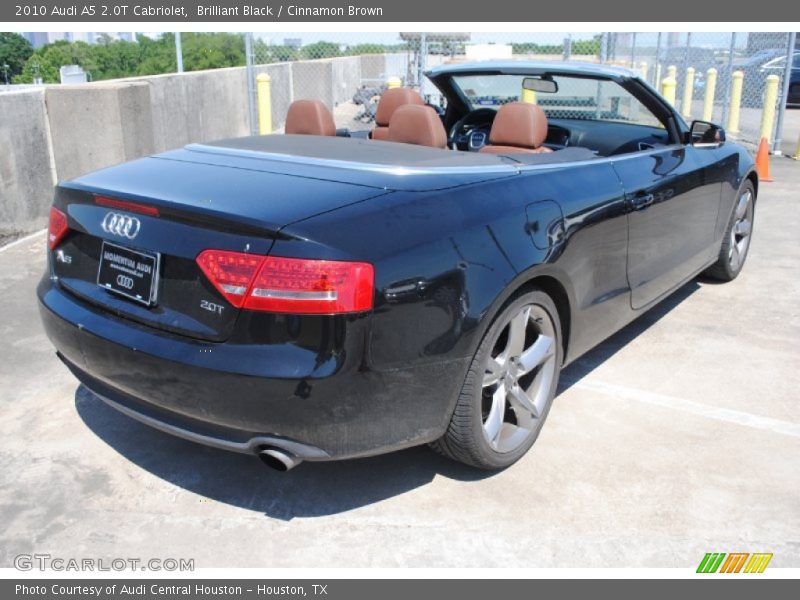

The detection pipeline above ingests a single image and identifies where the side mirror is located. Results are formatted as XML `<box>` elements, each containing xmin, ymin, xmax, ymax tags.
<box><xmin>689</xmin><ymin>120</ymin><xmax>726</xmax><ymax>147</ymax></box>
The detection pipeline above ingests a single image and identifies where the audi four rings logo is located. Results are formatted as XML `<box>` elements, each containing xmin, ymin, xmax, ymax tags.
<box><xmin>116</xmin><ymin>275</ymin><xmax>135</xmax><ymax>290</ymax></box>
<box><xmin>102</xmin><ymin>212</ymin><xmax>141</xmax><ymax>239</ymax></box>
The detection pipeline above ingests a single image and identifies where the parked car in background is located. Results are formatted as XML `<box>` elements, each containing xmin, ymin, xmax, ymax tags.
<box><xmin>757</xmin><ymin>52</ymin><xmax>800</xmax><ymax>106</ymax></box>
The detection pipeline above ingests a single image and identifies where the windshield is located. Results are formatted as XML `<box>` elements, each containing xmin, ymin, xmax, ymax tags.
<box><xmin>451</xmin><ymin>73</ymin><xmax>664</xmax><ymax>128</ymax></box>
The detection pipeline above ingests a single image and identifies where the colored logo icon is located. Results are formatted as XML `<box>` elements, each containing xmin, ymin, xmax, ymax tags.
<box><xmin>697</xmin><ymin>553</ymin><xmax>773</xmax><ymax>573</ymax></box>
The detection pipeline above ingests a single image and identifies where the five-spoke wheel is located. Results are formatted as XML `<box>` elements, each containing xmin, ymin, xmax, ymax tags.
<box><xmin>705</xmin><ymin>180</ymin><xmax>756</xmax><ymax>282</ymax></box>
<box><xmin>431</xmin><ymin>289</ymin><xmax>562</xmax><ymax>469</ymax></box>
<box><xmin>481</xmin><ymin>303</ymin><xmax>558</xmax><ymax>454</ymax></box>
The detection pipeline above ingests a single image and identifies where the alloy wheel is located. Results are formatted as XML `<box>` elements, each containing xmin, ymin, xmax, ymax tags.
<box><xmin>481</xmin><ymin>303</ymin><xmax>558</xmax><ymax>453</ymax></box>
<box><xmin>729</xmin><ymin>189</ymin><xmax>753</xmax><ymax>272</ymax></box>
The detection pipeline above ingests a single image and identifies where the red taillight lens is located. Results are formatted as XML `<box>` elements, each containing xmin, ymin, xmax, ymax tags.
<box><xmin>245</xmin><ymin>256</ymin><xmax>374</xmax><ymax>314</ymax></box>
<box><xmin>48</xmin><ymin>206</ymin><xmax>69</xmax><ymax>250</ymax></box>
<box><xmin>95</xmin><ymin>195</ymin><xmax>159</xmax><ymax>216</ymax></box>
<box><xmin>195</xmin><ymin>250</ymin><xmax>374</xmax><ymax>314</ymax></box>
<box><xmin>196</xmin><ymin>250</ymin><xmax>264</xmax><ymax>308</ymax></box>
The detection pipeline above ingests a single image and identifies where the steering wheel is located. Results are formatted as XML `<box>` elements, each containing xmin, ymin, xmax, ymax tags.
<box><xmin>448</xmin><ymin>108</ymin><xmax>498</xmax><ymax>151</ymax></box>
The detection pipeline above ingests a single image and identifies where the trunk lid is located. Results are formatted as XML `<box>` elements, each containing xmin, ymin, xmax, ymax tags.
<box><xmin>52</xmin><ymin>156</ymin><xmax>388</xmax><ymax>342</ymax></box>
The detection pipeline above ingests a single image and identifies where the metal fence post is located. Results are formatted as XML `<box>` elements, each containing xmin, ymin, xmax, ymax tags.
<box><xmin>702</xmin><ymin>68</ymin><xmax>717</xmax><ymax>122</ymax></box>
<box><xmin>772</xmin><ymin>32</ymin><xmax>797</xmax><ymax>154</ymax></box>
<box><xmin>654</xmin><ymin>32</ymin><xmax>662</xmax><ymax>85</ymax></box>
<box><xmin>175</xmin><ymin>32</ymin><xmax>183</xmax><ymax>73</ymax></box>
<box><xmin>244</xmin><ymin>33</ymin><xmax>258</xmax><ymax>136</ymax></box>
<box><xmin>720</xmin><ymin>33</ymin><xmax>736</xmax><ymax>128</ymax></box>
<box><xmin>682</xmin><ymin>67</ymin><xmax>695</xmax><ymax>119</ymax></box>
<box><xmin>599</xmin><ymin>32</ymin><xmax>608</xmax><ymax>64</ymax></box>
<box><xmin>417</xmin><ymin>32</ymin><xmax>428</xmax><ymax>96</ymax></box>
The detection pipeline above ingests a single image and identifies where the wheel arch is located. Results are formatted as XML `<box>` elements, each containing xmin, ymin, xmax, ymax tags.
<box><xmin>745</xmin><ymin>169</ymin><xmax>759</xmax><ymax>201</ymax></box>
<box><xmin>478</xmin><ymin>265</ymin><xmax>576</xmax><ymax>365</ymax></box>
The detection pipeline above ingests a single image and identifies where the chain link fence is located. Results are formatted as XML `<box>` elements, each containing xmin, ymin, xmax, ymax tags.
<box><xmin>620</xmin><ymin>32</ymin><xmax>796</xmax><ymax>150</ymax></box>
<box><xmin>245</xmin><ymin>31</ymin><xmax>797</xmax><ymax>151</ymax></box>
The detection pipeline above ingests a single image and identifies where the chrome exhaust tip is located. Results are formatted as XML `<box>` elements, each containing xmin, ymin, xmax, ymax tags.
<box><xmin>258</xmin><ymin>447</ymin><xmax>303</xmax><ymax>471</ymax></box>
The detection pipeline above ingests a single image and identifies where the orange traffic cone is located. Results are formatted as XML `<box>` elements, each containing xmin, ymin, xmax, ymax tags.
<box><xmin>755</xmin><ymin>137</ymin><xmax>774</xmax><ymax>182</ymax></box>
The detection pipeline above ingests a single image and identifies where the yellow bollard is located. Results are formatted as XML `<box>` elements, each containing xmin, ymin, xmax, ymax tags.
<box><xmin>727</xmin><ymin>70</ymin><xmax>744</xmax><ymax>134</ymax></box>
<box><xmin>386</xmin><ymin>76</ymin><xmax>402</xmax><ymax>89</ymax></box>
<box><xmin>661</xmin><ymin>76</ymin><xmax>677</xmax><ymax>107</ymax></box>
<box><xmin>639</xmin><ymin>61</ymin><xmax>648</xmax><ymax>81</ymax></box>
<box><xmin>521</xmin><ymin>87</ymin><xmax>537</xmax><ymax>104</ymax></box>
<box><xmin>256</xmin><ymin>73</ymin><xmax>272</xmax><ymax>135</ymax></box>
<box><xmin>793</xmin><ymin>131</ymin><xmax>800</xmax><ymax>160</ymax></box>
<box><xmin>760</xmin><ymin>74</ymin><xmax>781</xmax><ymax>144</ymax></box>
<box><xmin>682</xmin><ymin>67</ymin><xmax>695</xmax><ymax>119</ymax></box>
<box><xmin>702</xmin><ymin>68</ymin><xmax>717</xmax><ymax>122</ymax></box>
<box><xmin>667</xmin><ymin>65</ymin><xmax>677</xmax><ymax>80</ymax></box>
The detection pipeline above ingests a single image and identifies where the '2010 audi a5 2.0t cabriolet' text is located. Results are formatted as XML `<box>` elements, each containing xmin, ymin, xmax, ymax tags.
<box><xmin>38</xmin><ymin>61</ymin><xmax>757</xmax><ymax>470</ymax></box>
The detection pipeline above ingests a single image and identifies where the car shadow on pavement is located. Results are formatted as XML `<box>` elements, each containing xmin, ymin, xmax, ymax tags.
<box><xmin>74</xmin><ymin>386</ymin><xmax>492</xmax><ymax>520</ymax></box>
<box><xmin>558</xmin><ymin>280</ymin><xmax>700</xmax><ymax>392</ymax></box>
<box><xmin>75</xmin><ymin>279</ymin><xmax>701</xmax><ymax>520</ymax></box>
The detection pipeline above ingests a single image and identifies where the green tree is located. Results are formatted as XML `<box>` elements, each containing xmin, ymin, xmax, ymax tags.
<box><xmin>0</xmin><ymin>32</ymin><xmax>34</xmax><ymax>81</ymax></box>
<box><xmin>302</xmin><ymin>41</ymin><xmax>341</xmax><ymax>60</ymax></box>
<box><xmin>181</xmin><ymin>32</ymin><xmax>245</xmax><ymax>71</ymax></box>
<box><xmin>14</xmin><ymin>40</ymin><xmax>75</xmax><ymax>83</ymax></box>
<box><xmin>347</xmin><ymin>43</ymin><xmax>386</xmax><ymax>55</ymax></box>
<box><xmin>572</xmin><ymin>35</ymin><xmax>602</xmax><ymax>57</ymax></box>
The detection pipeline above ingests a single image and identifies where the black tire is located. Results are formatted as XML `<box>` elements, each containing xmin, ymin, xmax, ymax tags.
<box><xmin>703</xmin><ymin>180</ymin><xmax>756</xmax><ymax>282</ymax></box>
<box><xmin>430</xmin><ymin>289</ymin><xmax>563</xmax><ymax>470</ymax></box>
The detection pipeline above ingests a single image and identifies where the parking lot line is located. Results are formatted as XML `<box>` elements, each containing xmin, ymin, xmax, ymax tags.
<box><xmin>0</xmin><ymin>229</ymin><xmax>45</xmax><ymax>253</ymax></box>
<box><xmin>567</xmin><ymin>378</ymin><xmax>800</xmax><ymax>438</ymax></box>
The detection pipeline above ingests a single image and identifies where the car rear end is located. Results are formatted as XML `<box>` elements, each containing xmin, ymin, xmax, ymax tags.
<box><xmin>37</xmin><ymin>152</ymin><xmax>433</xmax><ymax>467</ymax></box>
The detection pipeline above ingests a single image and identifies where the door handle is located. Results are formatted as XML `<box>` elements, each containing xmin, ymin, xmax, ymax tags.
<box><xmin>629</xmin><ymin>192</ymin><xmax>655</xmax><ymax>211</ymax></box>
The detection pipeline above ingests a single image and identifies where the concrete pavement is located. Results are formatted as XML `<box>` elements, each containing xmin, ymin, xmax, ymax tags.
<box><xmin>1</xmin><ymin>159</ymin><xmax>798</xmax><ymax>568</ymax></box>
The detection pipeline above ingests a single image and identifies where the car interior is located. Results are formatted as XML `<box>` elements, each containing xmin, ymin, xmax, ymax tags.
<box><xmin>279</xmin><ymin>72</ymin><xmax>679</xmax><ymax>160</ymax></box>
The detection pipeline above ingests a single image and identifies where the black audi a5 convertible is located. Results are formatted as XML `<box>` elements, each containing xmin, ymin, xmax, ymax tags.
<box><xmin>38</xmin><ymin>61</ymin><xmax>757</xmax><ymax>470</ymax></box>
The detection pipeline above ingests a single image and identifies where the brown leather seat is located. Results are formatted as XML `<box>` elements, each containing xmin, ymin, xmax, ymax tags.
<box><xmin>371</xmin><ymin>88</ymin><xmax>425</xmax><ymax>140</ymax></box>
<box><xmin>387</xmin><ymin>105</ymin><xmax>447</xmax><ymax>149</ymax></box>
<box><xmin>480</xmin><ymin>102</ymin><xmax>553</xmax><ymax>154</ymax></box>
<box><xmin>285</xmin><ymin>100</ymin><xmax>336</xmax><ymax>136</ymax></box>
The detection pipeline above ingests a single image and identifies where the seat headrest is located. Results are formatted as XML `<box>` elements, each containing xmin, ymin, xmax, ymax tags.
<box><xmin>489</xmin><ymin>102</ymin><xmax>549</xmax><ymax>149</ymax></box>
<box><xmin>375</xmin><ymin>88</ymin><xmax>425</xmax><ymax>127</ymax></box>
<box><xmin>285</xmin><ymin>100</ymin><xmax>336</xmax><ymax>136</ymax></box>
<box><xmin>387</xmin><ymin>105</ymin><xmax>447</xmax><ymax>149</ymax></box>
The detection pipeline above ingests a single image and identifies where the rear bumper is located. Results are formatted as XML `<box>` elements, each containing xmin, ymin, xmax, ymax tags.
<box><xmin>38</xmin><ymin>277</ymin><xmax>469</xmax><ymax>460</ymax></box>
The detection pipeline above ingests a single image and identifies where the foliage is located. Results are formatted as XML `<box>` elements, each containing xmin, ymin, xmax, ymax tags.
<box><xmin>511</xmin><ymin>35</ymin><xmax>602</xmax><ymax>57</ymax></box>
<box><xmin>13</xmin><ymin>32</ymin><xmax>246</xmax><ymax>83</ymax></box>
<box><xmin>0</xmin><ymin>32</ymin><xmax>34</xmax><ymax>81</ymax></box>
<box><xmin>9</xmin><ymin>33</ymin><xmax>411</xmax><ymax>84</ymax></box>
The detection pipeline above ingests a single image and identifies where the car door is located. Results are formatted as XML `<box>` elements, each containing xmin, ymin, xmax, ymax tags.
<box><xmin>613</xmin><ymin>144</ymin><xmax>722</xmax><ymax>309</ymax></box>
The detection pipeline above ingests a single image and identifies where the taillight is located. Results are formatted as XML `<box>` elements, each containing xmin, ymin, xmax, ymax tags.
<box><xmin>95</xmin><ymin>195</ymin><xmax>159</xmax><ymax>216</ymax></box>
<box><xmin>196</xmin><ymin>250</ymin><xmax>264</xmax><ymax>308</ymax></box>
<box><xmin>196</xmin><ymin>250</ymin><xmax>374</xmax><ymax>314</ymax></box>
<box><xmin>245</xmin><ymin>256</ymin><xmax>374</xmax><ymax>314</ymax></box>
<box><xmin>48</xmin><ymin>206</ymin><xmax>69</xmax><ymax>250</ymax></box>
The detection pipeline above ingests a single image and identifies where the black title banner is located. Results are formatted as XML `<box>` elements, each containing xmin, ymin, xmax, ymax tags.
<box><xmin>4</xmin><ymin>0</ymin><xmax>798</xmax><ymax>22</ymax></box>
<box><xmin>4</xmin><ymin>579</ymin><xmax>798</xmax><ymax>600</ymax></box>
